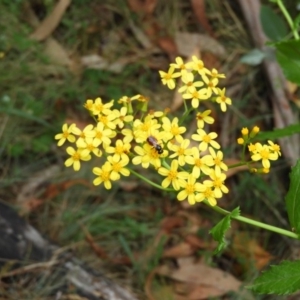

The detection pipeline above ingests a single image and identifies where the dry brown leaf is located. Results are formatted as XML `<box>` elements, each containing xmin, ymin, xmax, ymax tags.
<box><xmin>190</xmin><ymin>0</ymin><xmax>214</xmax><ymax>37</ymax></box>
<box><xmin>184</xmin><ymin>234</ymin><xmax>213</xmax><ymax>250</ymax></box>
<box><xmin>127</xmin><ymin>0</ymin><xmax>144</xmax><ymax>12</ymax></box>
<box><xmin>287</xmin><ymin>81</ymin><xmax>298</xmax><ymax>94</ymax></box>
<box><xmin>127</xmin><ymin>0</ymin><xmax>157</xmax><ymax>14</ymax></box>
<box><xmin>16</xmin><ymin>165</ymin><xmax>60</xmax><ymax>207</ymax></box>
<box><xmin>81</xmin><ymin>54</ymin><xmax>128</xmax><ymax>73</ymax></box>
<box><xmin>30</xmin><ymin>0</ymin><xmax>71</xmax><ymax>41</ymax></box>
<box><xmin>174</xmin><ymin>282</ymin><xmax>229</xmax><ymax>300</ymax></box>
<box><xmin>232</xmin><ymin>232</ymin><xmax>273</xmax><ymax>271</ymax></box>
<box><xmin>175</xmin><ymin>32</ymin><xmax>226</xmax><ymax>58</ymax></box>
<box><xmin>157</xmin><ymin>36</ymin><xmax>178</xmax><ymax>59</ymax></box>
<box><xmin>118</xmin><ymin>180</ymin><xmax>139</xmax><ymax>191</ymax></box>
<box><xmin>163</xmin><ymin>242</ymin><xmax>195</xmax><ymax>258</ymax></box>
<box><xmin>44</xmin><ymin>38</ymin><xmax>72</xmax><ymax>67</ymax></box>
<box><xmin>177</xmin><ymin>211</ymin><xmax>204</xmax><ymax>233</ymax></box>
<box><xmin>157</xmin><ymin>262</ymin><xmax>241</xmax><ymax>297</ymax></box>
<box><xmin>160</xmin><ymin>216</ymin><xmax>185</xmax><ymax>233</ymax></box>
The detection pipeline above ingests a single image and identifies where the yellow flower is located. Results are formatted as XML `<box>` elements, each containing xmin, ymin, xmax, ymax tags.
<box><xmin>84</xmin><ymin>99</ymin><xmax>94</xmax><ymax>111</ymax></box>
<box><xmin>107</xmin><ymin>155</ymin><xmax>130</xmax><ymax>180</ymax></box>
<box><xmin>248</xmin><ymin>143</ymin><xmax>258</xmax><ymax>153</ymax></box>
<box><xmin>65</xmin><ymin>147</ymin><xmax>91</xmax><ymax>171</ymax></box>
<box><xmin>55</xmin><ymin>123</ymin><xmax>76</xmax><ymax>146</ymax></box>
<box><xmin>207</xmin><ymin>171</ymin><xmax>229</xmax><ymax>198</ymax></box>
<box><xmin>250</xmin><ymin>126</ymin><xmax>260</xmax><ymax>137</ymax></box>
<box><xmin>133</xmin><ymin>115</ymin><xmax>161</xmax><ymax>143</ymax></box>
<box><xmin>183</xmin><ymin>88</ymin><xmax>210</xmax><ymax>108</ymax></box>
<box><xmin>210</xmin><ymin>68</ymin><xmax>225</xmax><ymax>79</ymax></box>
<box><xmin>202</xmin><ymin>75</ymin><xmax>219</xmax><ymax>97</ymax></box>
<box><xmin>148</xmin><ymin>110</ymin><xmax>165</xmax><ymax>118</ymax></box>
<box><xmin>170</xmin><ymin>56</ymin><xmax>193</xmax><ymax>74</ymax></box>
<box><xmin>132</xmin><ymin>144</ymin><xmax>162</xmax><ymax>169</ymax></box>
<box><xmin>112</xmin><ymin>107</ymin><xmax>133</xmax><ymax>128</ymax></box>
<box><xmin>158</xmin><ymin>160</ymin><xmax>189</xmax><ymax>190</ymax></box>
<box><xmin>122</xmin><ymin>128</ymin><xmax>134</xmax><ymax>143</ymax></box>
<box><xmin>237</xmin><ymin>138</ymin><xmax>244</xmax><ymax>145</ymax></box>
<box><xmin>251</xmin><ymin>143</ymin><xmax>277</xmax><ymax>168</ymax></box>
<box><xmin>118</xmin><ymin>96</ymin><xmax>132</xmax><ymax>105</ymax></box>
<box><xmin>93</xmin><ymin>162</ymin><xmax>113</xmax><ymax>189</ymax></box>
<box><xmin>162</xmin><ymin>117</ymin><xmax>186</xmax><ymax>142</ymax></box>
<box><xmin>177</xmin><ymin>174</ymin><xmax>204</xmax><ymax>205</ymax></box>
<box><xmin>195</xmin><ymin>110</ymin><xmax>214</xmax><ymax>129</ymax></box>
<box><xmin>178</xmin><ymin>72</ymin><xmax>203</xmax><ymax>94</ymax></box>
<box><xmin>76</xmin><ymin>137</ymin><xmax>102</xmax><ymax>157</ymax></box>
<box><xmin>192</xmin><ymin>129</ymin><xmax>220</xmax><ymax>152</ymax></box>
<box><xmin>241</xmin><ymin>127</ymin><xmax>249</xmax><ymax>136</ymax></box>
<box><xmin>215</xmin><ymin>88</ymin><xmax>232</xmax><ymax>112</ymax></box>
<box><xmin>205</xmin><ymin>147</ymin><xmax>228</xmax><ymax>176</ymax></box>
<box><xmin>105</xmin><ymin>139</ymin><xmax>131</xmax><ymax>161</ymax></box>
<box><xmin>92</xmin><ymin>97</ymin><xmax>113</xmax><ymax>115</ymax></box>
<box><xmin>94</xmin><ymin>122</ymin><xmax>113</xmax><ymax>147</ymax></box>
<box><xmin>168</xmin><ymin>139</ymin><xmax>193</xmax><ymax>166</ymax></box>
<box><xmin>131</xmin><ymin>94</ymin><xmax>148</xmax><ymax>102</ymax></box>
<box><xmin>197</xmin><ymin>180</ymin><xmax>219</xmax><ymax>206</ymax></box>
<box><xmin>185</xmin><ymin>147</ymin><xmax>212</xmax><ymax>178</ymax></box>
<box><xmin>268</xmin><ymin>140</ymin><xmax>281</xmax><ymax>158</ymax></box>
<box><xmin>191</xmin><ymin>56</ymin><xmax>210</xmax><ymax>77</ymax></box>
<box><xmin>72</xmin><ymin>124</ymin><xmax>96</xmax><ymax>145</ymax></box>
<box><xmin>159</xmin><ymin>66</ymin><xmax>181</xmax><ymax>90</ymax></box>
<box><xmin>98</xmin><ymin>113</ymin><xmax>117</xmax><ymax>130</ymax></box>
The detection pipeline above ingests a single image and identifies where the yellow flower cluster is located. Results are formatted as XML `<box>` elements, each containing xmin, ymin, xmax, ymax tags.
<box><xmin>159</xmin><ymin>56</ymin><xmax>232</xmax><ymax>111</ymax></box>
<box><xmin>237</xmin><ymin>126</ymin><xmax>281</xmax><ymax>172</ymax></box>
<box><xmin>55</xmin><ymin>56</ymin><xmax>233</xmax><ymax>206</ymax></box>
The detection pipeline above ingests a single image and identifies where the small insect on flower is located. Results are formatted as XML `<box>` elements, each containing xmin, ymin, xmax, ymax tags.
<box><xmin>147</xmin><ymin>136</ymin><xmax>163</xmax><ymax>154</ymax></box>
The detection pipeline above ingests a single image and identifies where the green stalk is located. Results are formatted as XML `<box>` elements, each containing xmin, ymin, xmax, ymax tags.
<box><xmin>206</xmin><ymin>201</ymin><xmax>299</xmax><ymax>239</ymax></box>
<box><xmin>275</xmin><ymin>0</ymin><xmax>299</xmax><ymax>40</ymax></box>
<box><xmin>129</xmin><ymin>168</ymin><xmax>174</xmax><ymax>192</ymax></box>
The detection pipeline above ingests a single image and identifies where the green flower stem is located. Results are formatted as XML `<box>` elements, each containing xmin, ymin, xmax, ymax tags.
<box><xmin>206</xmin><ymin>201</ymin><xmax>299</xmax><ymax>239</ymax></box>
<box><xmin>162</xmin><ymin>160</ymin><xmax>171</xmax><ymax>169</ymax></box>
<box><xmin>180</xmin><ymin>105</ymin><xmax>194</xmax><ymax>126</ymax></box>
<box><xmin>276</xmin><ymin>0</ymin><xmax>299</xmax><ymax>40</ymax></box>
<box><xmin>228</xmin><ymin>161</ymin><xmax>248</xmax><ymax>169</ymax></box>
<box><xmin>129</xmin><ymin>168</ymin><xmax>174</xmax><ymax>192</ymax></box>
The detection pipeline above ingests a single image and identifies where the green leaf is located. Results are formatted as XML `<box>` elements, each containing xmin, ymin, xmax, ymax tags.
<box><xmin>276</xmin><ymin>40</ymin><xmax>300</xmax><ymax>85</ymax></box>
<box><xmin>240</xmin><ymin>49</ymin><xmax>267</xmax><ymax>66</ymax></box>
<box><xmin>210</xmin><ymin>207</ymin><xmax>240</xmax><ymax>254</ymax></box>
<box><xmin>294</xmin><ymin>13</ymin><xmax>300</xmax><ymax>30</ymax></box>
<box><xmin>250</xmin><ymin>260</ymin><xmax>300</xmax><ymax>295</ymax></box>
<box><xmin>256</xmin><ymin>123</ymin><xmax>300</xmax><ymax>141</ymax></box>
<box><xmin>285</xmin><ymin>160</ymin><xmax>300</xmax><ymax>234</ymax></box>
<box><xmin>32</xmin><ymin>134</ymin><xmax>53</xmax><ymax>153</ymax></box>
<box><xmin>260</xmin><ymin>5</ymin><xmax>288</xmax><ymax>41</ymax></box>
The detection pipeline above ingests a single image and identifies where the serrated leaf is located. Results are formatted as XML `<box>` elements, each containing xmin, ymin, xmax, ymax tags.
<box><xmin>276</xmin><ymin>40</ymin><xmax>300</xmax><ymax>85</ymax></box>
<box><xmin>250</xmin><ymin>260</ymin><xmax>300</xmax><ymax>295</ymax></box>
<box><xmin>230</xmin><ymin>207</ymin><xmax>240</xmax><ymax>218</ymax></box>
<box><xmin>256</xmin><ymin>124</ymin><xmax>300</xmax><ymax>141</ymax></box>
<box><xmin>210</xmin><ymin>207</ymin><xmax>240</xmax><ymax>254</ymax></box>
<box><xmin>285</xmin><ymin>160</ymin><xmax>300</xmax><ymax>233</ymax></box>
<box><xmin>260</xmin><ymin>5</ymin><xmax>288</xmax><ymax>41</ymax></box>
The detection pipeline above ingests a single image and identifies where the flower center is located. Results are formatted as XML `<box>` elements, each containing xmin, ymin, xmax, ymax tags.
<box><xmin>186</xmin><ymin>184</ymin><xmax>195</xmax><ymax>194</ymax></box>
<box><xmin>168</xmin><ymin>170</ymin><xmax>178</xmax><ymax>180</ymax></box>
